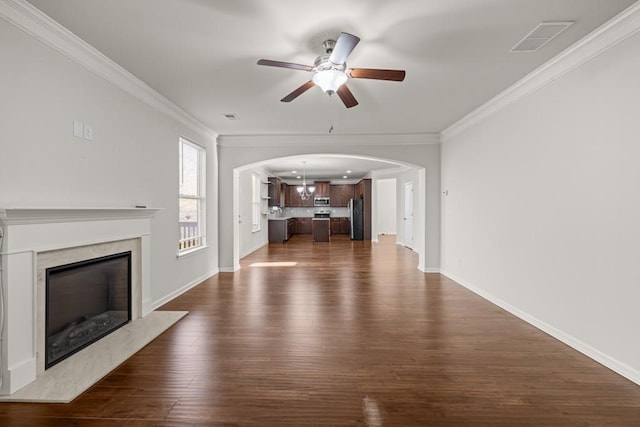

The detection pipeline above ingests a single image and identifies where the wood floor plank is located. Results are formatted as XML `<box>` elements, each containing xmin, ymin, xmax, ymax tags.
<box><xmin>1</xmin><ymin>234</ymin><xmax>639</xmax><ymax>425</ymax></box>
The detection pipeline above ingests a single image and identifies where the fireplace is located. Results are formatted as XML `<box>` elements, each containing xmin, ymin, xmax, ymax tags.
<box><xmin>0</xmin><ymin>207</ymin><xmax>158</xmax><ymax>395</ymax></box>
<box><xmin>45</xmin><ymin>251</ymin><xmax>132</xmax><ymax>369</ymax></box>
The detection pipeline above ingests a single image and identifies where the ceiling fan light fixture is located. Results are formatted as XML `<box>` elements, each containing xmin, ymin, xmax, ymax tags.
<box><xmin>313</xmin><ymin>69</ymin><xmax>348</xmax><ymax>93</ymax></box>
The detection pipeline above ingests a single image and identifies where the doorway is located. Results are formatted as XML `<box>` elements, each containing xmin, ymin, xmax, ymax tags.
<box><xmin>376</xmin><ymin>178</ymin><xmax>397</xmax><ymax>236</ymax></box>
<box><xmin>404</xmin><ymin>181</ymin><xmax>414</xmax><ymax>249</ymax></box>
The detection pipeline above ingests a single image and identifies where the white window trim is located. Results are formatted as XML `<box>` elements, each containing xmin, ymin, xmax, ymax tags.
<box><xmin>178</xmin><ymin>137</ymin><xmax>206</xmax><ymax>256</ymax></box>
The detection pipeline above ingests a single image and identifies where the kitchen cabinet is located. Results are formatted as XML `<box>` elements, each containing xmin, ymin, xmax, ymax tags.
<box><xmin>314</xmin><ymin>181</ymin><xmax>330</xmax><ymax>198</ymax></box>
<box><xmin>282</xmin><ymin>183</ymin><xmax>291</xmax><ymax>207</ymax></box>
<box><xmin>288</xmin><ymin>185</ymin><xmax>313</xmax><ymax>207</ymax></box>
<box><xmin>302</xmin><ymin>192</ymin><xmax>314</xmax><ymax>207</ymax></box>
<box><xmin>329</xmin><ymin>185</ymin><xmax>354</xmax><ymax>207</ymax></box>
<box><xmin>268</xmin><ymin>177</ymin><xmax>280</xmax><ymax>207</ymax></box>
<box><xmin>287</xmin><ymin>185</ymin><xmax>300</xmax><ymax>207</ymax></box>
<box><xmin>295</xmin><ymin>217</ymin><xmax>312</xmax><ymax>234</ymax></box>
<box><xmin>287</xmin><ymin>218</ymin><xmax>295</xmax><ymax>240</ymax></box>
<box><xmin>268</xmin><ymin>219</ymin><xmax>286</xmax><ymax>243</ymax></box>
<box><xmin>342</xmin><ymin>218</ymin><xmax>351</xmax><ymax>234</ymax></box>
<box><xmin>281</xmin><ymin>183</ymin><xmax>288</xmax><ymax>208</ymax></box>
<box><xmin>330</xmin><ymin>217</ymin><xmax>350</xmax><ymax>234</ymax></box>
<box><xmin>355</xmin><ymin>179</ymin><xmax>371</xmax><ymax>200</ymax></box>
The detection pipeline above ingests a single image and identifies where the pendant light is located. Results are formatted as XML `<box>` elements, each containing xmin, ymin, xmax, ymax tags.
<box><xmin>296</xmin><ymin>161</ymin><xmax>315</xmax><ymax>200</ymax></box>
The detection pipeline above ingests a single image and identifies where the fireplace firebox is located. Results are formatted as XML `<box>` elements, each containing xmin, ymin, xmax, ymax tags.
<box><xmin>45</xmin><ymin>251</ymin><xmax>132</xmax><ymax>369</ymax></box>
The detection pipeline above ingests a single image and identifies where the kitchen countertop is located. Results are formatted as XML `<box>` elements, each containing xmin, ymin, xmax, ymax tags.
<box><xmin>269</xmin><ymin>216</ymin><xmax>349</xmax><ymax>220</ymax></box>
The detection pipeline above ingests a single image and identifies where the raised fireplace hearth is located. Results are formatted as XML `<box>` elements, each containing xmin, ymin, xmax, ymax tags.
<box><xmin>0</xmin><ymin>207</ymin><xmax>160</xmax><ymax>396</ymax></box>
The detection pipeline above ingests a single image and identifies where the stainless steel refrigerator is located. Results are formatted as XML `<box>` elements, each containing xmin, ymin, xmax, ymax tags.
<box><xmin>348</xmin><ymin>198</ymin><xmax>364</xmax><ymax>240</ymax></box>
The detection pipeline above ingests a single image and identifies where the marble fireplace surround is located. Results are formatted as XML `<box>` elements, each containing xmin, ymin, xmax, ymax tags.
<box><xmin>0</xmin><ymin>207</ymin><xmax>161</xmax><ymax>397</ymax></box>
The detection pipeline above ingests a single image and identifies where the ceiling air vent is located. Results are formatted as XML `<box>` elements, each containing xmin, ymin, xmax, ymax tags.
<box><xmin>511</xmin><ymin>21</ymin><xmax>574</xmax><ymax>52</ymax></box>
<box><xmin>224</xmin><ymin>113</ymin><xmax>240</xmax><ymax>120</ymax></box>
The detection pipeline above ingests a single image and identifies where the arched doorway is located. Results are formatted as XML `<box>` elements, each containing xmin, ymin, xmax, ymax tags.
<box><xmin>230</xmin><ymin>153</ymin><xmax>426</xmax><ymax>271</ymax></box>
<box><xmin>216</xmin><ymin>133</ymin><xmax>441</xmax><ymax>274</ymax></box>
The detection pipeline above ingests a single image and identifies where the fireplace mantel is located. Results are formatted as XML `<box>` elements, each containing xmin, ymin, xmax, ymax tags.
<box><xmin>0</xmin><ymin>207</ymin><xmax>161</xmax><ymax>225</ymax></box>
<box><xmin>0</xmin><ymin>207</ymin><xmax>160</xmax><ymax>396</ymax></box>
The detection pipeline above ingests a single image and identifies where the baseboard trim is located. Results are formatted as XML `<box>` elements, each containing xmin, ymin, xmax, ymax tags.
<box><xmin>240</xmin><ymin>241</ymin><xmax>267</xmax><ymax>259</ymax></box>
<box><xmin>440</xmin><ymin>270</ymin><xmax>640</xmax><ymax>387</ymax></box>
<box><xmin>2</xmin><ymin>357</ymin><xmax>36</xmax><ymax>395</ymax></box>
<box><xmin>151</xmin><ymin>269</ymin><xmax>218</xmax><ymax>309</ymax></box>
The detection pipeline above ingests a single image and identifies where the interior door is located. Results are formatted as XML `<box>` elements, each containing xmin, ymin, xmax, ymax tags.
<box><xmin>404</xmin><ymin>182</ymin><xmax>413</xmax><ymax>249</ymax></box>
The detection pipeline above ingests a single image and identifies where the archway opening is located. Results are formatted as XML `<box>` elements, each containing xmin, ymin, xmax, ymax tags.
<box><xmin>231</xmin><ymin>153</ymin><xmax>426</xmax><ymax>271</ymax></box>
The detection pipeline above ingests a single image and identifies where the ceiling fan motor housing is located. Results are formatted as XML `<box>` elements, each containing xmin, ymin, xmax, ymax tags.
<box><xmin>323</xmin><ymin>39</ymin><xmax>336</xmax><ymax>53</ymax></box>
<box><xmin>314</xmin><ymin>53</ymin><xmax>346</xmax><ymax>73</ymax></box>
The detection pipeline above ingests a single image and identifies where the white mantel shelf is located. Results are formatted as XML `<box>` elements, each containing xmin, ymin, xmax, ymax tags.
<box><xmin>0</xmin><ymin>207</ymin><xmax>162</xmax><ymax>225</ymax></box>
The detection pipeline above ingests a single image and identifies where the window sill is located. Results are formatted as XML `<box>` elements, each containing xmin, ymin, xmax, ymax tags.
<box><xmin>177</xmin><ymin>244</ymin><xmax>209</xmax><ymax>259</ymax></box>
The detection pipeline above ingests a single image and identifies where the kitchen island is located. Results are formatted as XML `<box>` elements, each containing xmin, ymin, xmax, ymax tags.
<box><xmin>267</xmin><ymin>217</ymin><xmax>295</xmax><ymax>243</ymax></box>
<box><xmin>312</xmin><ymin>218</ymin><xmax>330</xmax><ymax>243</ymax></box>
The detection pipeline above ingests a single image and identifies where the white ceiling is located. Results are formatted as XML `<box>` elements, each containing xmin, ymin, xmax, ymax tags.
<box><xmin>25</xmin><ymin>0</ymin><xmax>637</xmax><ymax>179</ymax></box>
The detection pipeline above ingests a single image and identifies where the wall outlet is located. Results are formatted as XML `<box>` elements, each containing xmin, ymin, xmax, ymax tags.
<box><xmin>83</xmin><ymin>124</ymin><xmax>93</xmax><ymax>141</ymax></box>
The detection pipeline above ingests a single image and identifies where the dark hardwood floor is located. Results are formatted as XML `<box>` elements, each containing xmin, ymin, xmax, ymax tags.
<box><xmin>2</xmin><ymin>234</ymin><xmax>640</xmax><ymax>425</ymax></box>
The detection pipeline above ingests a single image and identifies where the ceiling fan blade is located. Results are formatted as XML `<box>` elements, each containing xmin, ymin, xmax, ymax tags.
<box><xmin>336</xmin><ymin>84</ymin><xmax>358</xmax><ymax>108</ymax></box>
<box><xmin>257</xmin><ymin>59</ymin><xmax>313</xmax><ymax>72</ymax></box>
<box><xmin>329</xmin><ymin>32</ymin><xmax>360</xmax><ymax>65</ymax></box>
<box><xmin>348</xmin><ymin>68</ymin><xmax>406</xmax><ymax>81</ymax></box>
<box><xmin>281</xmin><ymin>81</ymin><xmax>315</xmax><ymax>103</ymax></box>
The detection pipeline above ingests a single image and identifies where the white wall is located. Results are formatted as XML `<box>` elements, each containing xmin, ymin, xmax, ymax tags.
<box><xmin>238</xmin><ymin>167</ymin><xmax>269</xmax><ymax>258</ymax></box>
<box><xmin>374</xmin><ymin>179</ymin><xmax>397</xmax><ymax>236</ymax></box>
<box><xmin>217</xmin><ymin>136</ymin><xmax>440</xmax><ymax>272</ymax></box>
<box><xmin>0</xmin><ymin>16</ymin><xmax>218</xmax><ymax>307</ymax></box>
<box><xmin>441</xmin><ymin>23</ymin><xmax>640</xmax><ymax>383</ymax></box>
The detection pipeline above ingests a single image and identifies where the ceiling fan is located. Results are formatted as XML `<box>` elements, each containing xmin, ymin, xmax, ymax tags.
<box><xmin>257</xmin><ymin>32</ymin><xmax>406</xmax><ymax>108</ymax></box>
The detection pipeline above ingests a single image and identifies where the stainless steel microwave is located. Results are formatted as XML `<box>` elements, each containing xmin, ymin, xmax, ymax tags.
<box><xmin>314</xmin><ymin>197</ymin><xmax>330</xmax><ymax>206</ymax></box>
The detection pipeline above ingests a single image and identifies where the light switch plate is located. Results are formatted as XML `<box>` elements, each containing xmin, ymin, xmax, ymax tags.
<box><xmin>73</xmin><ymin>120</ymin><xmax>83</xmax><ymax>138</ymax></box>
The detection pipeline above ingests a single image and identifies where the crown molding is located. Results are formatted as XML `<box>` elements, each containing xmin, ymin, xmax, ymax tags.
<box><xmin>441</xmin><ymin>1</ymin><xmax>640</xmax><ymax>141</ymax></box>
<box><xmin>0</xmin><ymin>0</ymin><xmax>216</xmax><ymax>140</ymax></box>
<box><xmin>217</xmin><ymin>133</ymin><xmax>440</xmax><ymax>147</ymax></box>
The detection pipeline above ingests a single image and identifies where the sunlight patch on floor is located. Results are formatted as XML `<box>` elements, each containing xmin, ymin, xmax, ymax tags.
<box><xmin>363</xmin><ymin>396</ymin><xmax>383</xmax><ymax>427</ymax></box>
<box><xmin>249</xmin><ymin>261</ymin><xmax>298</xmax><ymax>267</ymax></box>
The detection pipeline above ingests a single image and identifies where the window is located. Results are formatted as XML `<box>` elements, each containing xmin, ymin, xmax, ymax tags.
<box><xmin>251</xmin><ymin>173</ymin><xmax>261</xmax><ymax>232</ymax></box>
<box><xmin>179</xmin><ymin>138</ymin><xmax>205</xmax><ymax>253</ymax></box>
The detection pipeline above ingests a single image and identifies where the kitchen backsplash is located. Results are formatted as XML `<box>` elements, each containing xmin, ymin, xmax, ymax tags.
<box><xmin>269</xmin><ymin>207</ymin><xmax>350</xmax><ymax>218</ymax></box>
